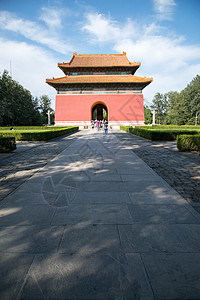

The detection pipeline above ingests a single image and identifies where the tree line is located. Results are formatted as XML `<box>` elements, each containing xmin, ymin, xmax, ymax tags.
<box><xmin>1</xmin><ymin>69</ymin><xmax>199</xmax><ymax>127</ymax></box>
<box><xmin>144</xmin><ymin>74</ymin><xmax>200</xmax><ymax>125</ymax></box>
<box><xmin>0</xmin><ymin>70</ymin><xmax>54</xmax><ymax>126</ymax></box>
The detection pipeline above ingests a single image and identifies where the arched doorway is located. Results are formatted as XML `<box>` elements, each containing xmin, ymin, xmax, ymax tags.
<box><xmin>91</xmin><ymin>103</ymin><xmax>108</xmax><ymax>121</ymax></box>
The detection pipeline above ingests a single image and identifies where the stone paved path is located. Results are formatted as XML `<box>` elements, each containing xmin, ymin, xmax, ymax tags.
<box><xmin>115</xmin><ymin>131</ymin><xmax>200</xmax><ymax>214</ymax></box>
<box><xmin>0</xmin><ymin>130</ymin><xmax>83</xmax><ymax>202</ymax></box>
<box><xmin>0</xmin><ymin>130</ymin><xmax>200</xmax><ymax>300</ymax></box>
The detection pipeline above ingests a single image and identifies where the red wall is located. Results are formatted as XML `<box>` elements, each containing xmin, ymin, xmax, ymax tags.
<box><xmin>55</xmin><ymin>94</ymin><xmax>144</xmax><ymax>122</ymax></box>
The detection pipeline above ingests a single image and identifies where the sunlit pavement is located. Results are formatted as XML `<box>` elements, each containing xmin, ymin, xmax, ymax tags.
<box><xmin>0</xmin><ymin>129</ymin><xmax>200</xmax><ymax>300</ymax></box>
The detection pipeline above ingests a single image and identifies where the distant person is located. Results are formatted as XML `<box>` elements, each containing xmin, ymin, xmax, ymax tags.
<box><xmin>104</xmin><ymin>121</ymin><xmax>108</xmax><ymax>134</ymax></box>
<box><xmin>96</xmin><ymin>120</ymin><xmax>100</xmax><ymax>131</ymax></box>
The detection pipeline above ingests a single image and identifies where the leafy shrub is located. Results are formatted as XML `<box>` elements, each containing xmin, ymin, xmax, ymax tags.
<box><xmin>120</xmin><ymin>126</ymin><xmax>133</xmax><ymax>133</ymax></box>
<box><xmin>0</xmin><ymin>126</ymin><xmax>69</xmax><ymax>131</ymax></box>
<box><xmin>0</xmin><ymin>127</ymin><xmax>78</xmax><ymax>141</ymax></box>
<box><xmin>120</xmin><ymin>126</ymin><xmax>199</xmax><ymax>140</ymax></box>
<box><xmin>131</xmin><ymin>125</ymin><xmax>200</xmax><ymax>131</ymax></box>
<box><xmin>150</xmin><ymin>125</ymin><xmax>200</xmax><ymax>129</ymax></box>
<box><xmin>177</xmin><ymin>134</ymin><xmax>200</xmax><ymax>152</ymax></box>
<box><xmin>0</xmin><ymin>136</ymin><xmax>16</xmax><ymax>152</ymax></box>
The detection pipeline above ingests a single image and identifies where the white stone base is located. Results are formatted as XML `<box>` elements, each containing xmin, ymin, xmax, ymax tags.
<box><xmin>108</xmin><ymin>121</ymin><xmax>145</xmax><ymax>130</ymax></box>
<box><xmin>55</xmin><ymin>121</ymin><xmax>145</xmax><ymax>130</ymax></box>
<box><xmin>55</xmin><ymin>121</ymin><xmax>91</xmax><ymax>130</ymax></box>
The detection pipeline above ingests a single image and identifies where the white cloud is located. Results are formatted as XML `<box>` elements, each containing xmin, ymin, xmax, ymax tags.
<box><xmin>83</xmin><ymin>13</ymin><xmax>139</xmax><ymax>43</ymax></box>
<box><xmin>114</xmin><ymin>34</ymin><xmax>200</xmax><ymax>72</ymax></box>
<box><xmin>83</xmin><ymin>12</ymin><xmax>200</xmax><ymax>104</ymax></box>
<box><xmin>83</xmin><ymin>12</ymin><xmax>200</xmax><ymax>73</ymax></box>
<box><xmin>39</xmin><ymin>7</ymin><xmax>65</xmax><ymax>30</ymax></box>
<box><xmin>0</xmin><ymin>38</ymin><xmax>63</xmax><ymax>108</ymax></box>
<box><xmin>153</xmin><ymin>0</ymin><xmax>176</xmax><ymax>20</ymax></box>
<box><xmin>143</xmin><ymin>63</ymin><xmax>200</xmax><ymax>106</ymax></box>
<box><xmin>0</xmin><ymin>10</ymin><xmax>73</xmax><ymax>54</ymax></box>
<box><xmin>83</xmin><ymin>13</ymin><xmax>119</xmax><ymax>42</ymax></box>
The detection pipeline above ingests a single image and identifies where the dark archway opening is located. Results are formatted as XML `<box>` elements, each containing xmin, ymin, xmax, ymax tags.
<box><xmin>92</xmin><ymin>103</ymin><xmax>108</xmax><ymax>121</ymax></box>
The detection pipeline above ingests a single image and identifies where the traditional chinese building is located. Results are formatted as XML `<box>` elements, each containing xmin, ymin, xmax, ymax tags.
<box><xmin>46</xmin><ymin>52</ymin><xmax>152</xmax><ymax>129</ymax></box>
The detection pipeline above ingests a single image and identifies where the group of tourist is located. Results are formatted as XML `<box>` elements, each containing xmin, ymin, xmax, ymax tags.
<box><xmin>91</xmin><ymin>119</ymin><xmax>108</xmax><ymax>134</ymax></box>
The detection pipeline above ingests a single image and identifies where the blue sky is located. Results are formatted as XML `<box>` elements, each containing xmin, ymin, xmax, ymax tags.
<box><xmin>0</xmin><ymin>0</ymin><xmax>200</xmax><ymax>109</ymax></box>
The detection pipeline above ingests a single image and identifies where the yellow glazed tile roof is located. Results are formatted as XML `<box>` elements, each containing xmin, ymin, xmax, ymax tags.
<box><xmin>58</xmin><ymin>52</ymin><xmax>140</xmax><ymax>68</ymax></box>
<box><xmin>46</xmin><ymin>74</ymin><xmax>153</xmax><ymax>84</ymax></box>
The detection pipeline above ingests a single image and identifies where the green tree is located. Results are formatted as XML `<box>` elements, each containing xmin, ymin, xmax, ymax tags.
<box><xmin>31</xmin><ymin>97</ymin><xmax>43</xmax><ymax>125</ymax></box>
<box><xmin>144</xmin><ymin>105</ymin><xmax>152</xmax><ymax>124</ymax></box>
<box><xmin>0</xmin><ymin>70</ymin><xmax>43</xmax><ymax>126</ymax></box>
<box><xmin>150</xmin><ymin>75</ymin><xmax>200</xmax><ymax>125</ymax></box>
<box><xmin>0</xmin><ymin>70</ymin><xmax>13</xmax><ymax>125</ymax></box>
<box><xmin>150</xmin><ymin>92</ymin><xmax>169</xmax><ymax>124</ymax></box>
<box><xmin>183</xmin><ymin>75</ymin><xmax>200</xmax><ymax>125</ymax></box>
<box><xmin>39</xmin><ymin>95</ymin><xmax>53</xmax><ymax>124</ymax></box>
<box><xmin>166</xmin><ymin>75</ymin><xmax>200</xmax><ymax>125</ymax></box>
<box><xmin>165</xmin><ymin>91</ymin><xmax>181</xmax><ymax>124</ymax></box>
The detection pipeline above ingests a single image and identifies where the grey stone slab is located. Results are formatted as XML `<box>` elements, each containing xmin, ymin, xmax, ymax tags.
<box><xmin>42</xmin><ymin>190</ymin><xmax>77</xmax><ymax>208</ymax></box>
<box><xmin>142</xmin><ymin>253</ymin><xmax>200</xmax><ymax>300</ymax></box>
<box><xmin>36</xmin><ymin>169</ymin><xmax>93</xmax><ymax>182</ymax></box>
<box><xmin>59</xmin><ymin>171</ymin><xmax>121</xmax><ymax>182</ymax></box>
<box><xmin>115</xmin><ymin>152</ymin><xmax>135</xmax><ymax>157</ymax></box>
<box><xmin>0</xmin><ymin>225</ymin><xmax>64</xmax><ymax>254</ymax></box>
<box><xmin>0</xmin><ymin>205</ymin><xmax>56</xmax><ymax>226</ymax></box>
<box><xmin>52</xmin><ymin>172</ymin><xmax>91</xmax><ymax>182</ymax></box>
<box><xmin>23</xmin><ymin>176</ymin><xmax>46</xmax><ymax>184</ymax></box>
<box><xmin>59</xmin><ymin>224</ymin><xmax>122</xmax><ymax>254</ymax></box>
<box><xmin>15</xmin><ymin>182</ymin><xmax>44</xmax><ymax>193</ymax></box>
<box><xmin>43</xmin><ymin>157</ymin><xmax>83</xmax><ymax>168</ymax></box>
<box><xmin>116</xmin><ymin>166</ymin><xmax>153</xmax><ymax>175</ymax></box>
<box><xmin>184</xmin><ymin>201</ymin><xmax>200</xmax><ymax>220</ymax></box>
<box><xmin>89</xmin><ymin>167</ymin><xmax>118</xmax><ymax>175</ymax></box>
<box><xmin>51</xmin><ymin>204</ymin><xmax>133</xmax><ymax>225</ymax></box>
<box><xmin>0</xmin><ymin>253</ymin><xmax>34</xmax><ymax>300</ymax></box>
<box><xmin>115</xmin><ymin>161</ymin><xmax>147</xmax><ymax>167</ymax></box>
<box><xmin>88</xmin><ymin>174</ymin><xmax>122</xmax><ymax>181</ymax></box>
<box><xmin>16</xmin><ymin>177</ymin><xmax>84</xmax><ymax>195</ymax></box>
<box><xmin>19</xmin><ymin>253</ymin><xmax>154</xmax><ymax>300</ymax></box>
<box><xmin>113</xmin><ymin>158</ymin><xmax>140</xmax><ymax>165</ymax></box>
<box><xmin>82</xmin><ymin>181</ymin><xmax>122</xmax><ymax>192</ymax></box>
<box><xmin>128</xmin><ymin>204</ymin><xmax>200</xmax><ymax>224</ymax></box>
<box><xmin>118</xmin><ymin>224</ymin><xmax>200</xmax><ymax>253</ymax></box>
<box><xmin>0</xmin><ymin>192</ymin><xmax>45</xmax><ymax>207</ymax></box>
<box><xmin>121</xmin><ymin>174</ymin><xmax>160</xmax><ymax>182</ymax></box>
<box><xmin>129</xmin><ymin>191</ymin><xmax>186</xmax><ymax>205</ymax></box>
<box><xmin>73</xmin><ymin>191</ymin><xmax>131</xmax><ymax>204</ymax></box>
<box><xmin>44</xmin><ymin>172</ymin><xmax>84</xmax><ymax>186</ymax></box>
<box><xmin>120</xmin><ymin>181</ymin><xmax>171</xmax><ymax>193</ymax></box>
<box><xmin>16</xmin><ymin>179</ymin><xmax>172</xmax><ymax>194</ymax></box>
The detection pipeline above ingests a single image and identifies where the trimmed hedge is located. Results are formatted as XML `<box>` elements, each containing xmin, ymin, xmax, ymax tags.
<box><xmin>0</xmin><ymin>127</ymin><xmax>78</xmax><ymax>141</ymax></box>
<box><xmin>0</xmin><ymin>126</ymin><xmax>68</xmax><ymax>131</ymax></box>
<box><xmin>0</xmin><ymin>136</ymin><xmax>16</xmax><ymax>152</ymax></box>
<box><xmin>120</xmin><ymin>126</ymin><xmax>199</xmax><ymax>141</ymax></box>
<box><xmin>120</xmin><ymin>126</ymin><xmax>133</xmax><ymax>133</ymax></box>
<box><xmin>141</xmin><ymin>125</ymin><xmax>200</xmax><ymax>130</ymax></box>
<box><xmin>177</xmin><ymin>134</ymin><xmax>200</xmax><ymax>152</ymax></box>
